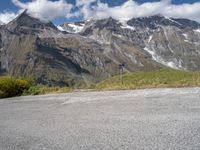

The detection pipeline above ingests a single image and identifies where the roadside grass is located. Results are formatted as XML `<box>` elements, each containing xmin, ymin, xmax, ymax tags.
<box><xmin>22</xmin><ymin>86</ymin><xmax>73</xmax><ymax>96</ymax></box>
<box><xmin>94</xmin><ymin>69</ymin><xmax>200</xmax><ymax>90</ymax></box>
<box><xmin>1</xmin><ymin>69</ymin><xmax>200</xmax><ymax>98</ymax></box>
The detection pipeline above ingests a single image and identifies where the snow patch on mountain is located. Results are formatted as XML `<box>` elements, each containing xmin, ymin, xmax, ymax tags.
<box><xmin>68</xmin><ymin>23</ymin><xmax>85</xmax><ymax>33</ymax></box>
<box><xmin>113</xmin><ymin>33</ymin><xmax>123</xmax><ymax>38</ymax></box>
<box><xmin>57</xmin><ymin>25</ymin><xmax>65</xmax><ymax>31</ymax></box>
<box><xmin>148</xmin><ymin>35</ymin><xmax>153</xmax><ymax>43</ymax></box>
<box><xmin>164</xmin><ymin>16</ymin><xmax>182</xmax><ymax>26</ymax></box>
<box><xmin>182</xmin><ymin>33</ymin><xmax>188</xmax><ymax>39</ymax></box>
<box><xmin>144</xmin><ymin>47</ymin><xmax>181</xmax><ymax>69</ymax></box>
<box><xmin>144</xmin><ymin>47</ymin><xmax>157</xmax><ymax>60</ymax></box>
<box><xmin>184</xmin><ymin>40</ymin><xmax>192</xmax><ymax>44</ymax></box>
<box><xmin>167</xmin><ymin>62</ymin><xmax>179</xmax><ymax>69</ymax></box>
<box><xmin>59</xmin><ymin>22</ymin><xmax>85</xmax><ymax>33</ymax></box>
<box><xmin>194</xmin><ymin>29</ymin><xmax>200</xmax><ymax>33</ymax></box>
<box><xmin>120</xmin><ymin>21</ymin><xmax>135</xmax><ymax>30</ymax></box>
<box><xmin>182</xmin><ymin>33</ymin><xmax>192</xmax><ymax>43</ymax></box>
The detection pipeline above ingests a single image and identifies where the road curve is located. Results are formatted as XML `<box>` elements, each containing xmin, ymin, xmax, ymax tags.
<box><xmin>1</xmin><ymin>88</ymin><xmax>200</xmax><ymax>150</ymax></box>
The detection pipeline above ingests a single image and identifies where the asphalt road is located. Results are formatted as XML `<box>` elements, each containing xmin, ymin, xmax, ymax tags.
<box><xmin>1</xmin><ymin>88</ymin><xmax>200</xmax><ymax>150</ymax></box>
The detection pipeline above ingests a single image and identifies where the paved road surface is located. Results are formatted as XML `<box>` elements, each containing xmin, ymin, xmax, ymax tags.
<box><xmin>1</xmin><ymin>88</ymin><xmax>200</xmax><ymax>150</ymax></box>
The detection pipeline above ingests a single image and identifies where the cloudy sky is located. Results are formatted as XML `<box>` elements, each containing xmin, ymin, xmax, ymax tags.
<box><xmin>0</xmin><ymin>0</ymin><xmax>200</xmax><ymax>25</ymax></box>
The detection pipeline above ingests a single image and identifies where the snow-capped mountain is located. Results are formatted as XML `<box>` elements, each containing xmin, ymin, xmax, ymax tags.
<box><xmin>78</xmin><ymin>16</ymin><xmax>200</xmax><ymax>70</ymax></box>
<box><xmin>1</xmin><ymin>11</ymin><xmax>200</xmax><ymax>85</ymax></box>
<box><xmin>58</xmin><ymin>21</ymin><xmax>86</xmax><ymax>33</ymax></box>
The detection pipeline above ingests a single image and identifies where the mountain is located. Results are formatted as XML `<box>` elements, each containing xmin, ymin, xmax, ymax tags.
<box><xmin>6</xmin><ymin>10</ymin><xmax>58</xmax><ymax>34</ymax></box>
<box><xmin>1</xmin><ymin>11</ymin><xmax>200</xmax><ymax>86</ymax></box>
<box><xmin>77</xmin><ymin>16</ymin><xmax>200</xmax><ymax>70</ymax></box>
<box><xmin>0</xmin><ymin>12</ymin><xmax>115</xmax><ymax>85</ymax></box>
<box><xmin>126</xmin><ymin>16</ymin><xmax>200</xmax><ymax>70</ymax></box>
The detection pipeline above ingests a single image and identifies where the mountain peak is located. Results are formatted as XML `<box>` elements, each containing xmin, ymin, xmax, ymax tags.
<box><xmin>126</xmin><ymin>15</ymin><xmax>200</xmax><ymax>29</ymax></box>
<box><xmin>6</xmin><ymin>10</ymin><xmax>57</xmax><ymax>33</ymax></box>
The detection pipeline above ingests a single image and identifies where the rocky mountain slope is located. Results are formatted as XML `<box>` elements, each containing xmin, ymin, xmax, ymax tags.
<box><xmin>1</xmin><ymin>11</ymin><xmax>200</xmax><ymax>86</ymax></box>
<box><xmin>62</xmin><ymin>16</ymin><xmax>200</xmax><ymax>70</ymax></box>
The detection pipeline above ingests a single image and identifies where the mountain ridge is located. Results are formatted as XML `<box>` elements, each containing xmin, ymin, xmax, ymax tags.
<box><xmin>60</xmin><ymin>15</ymin><xmax>200</xmax><ymax>34</ymax></box>
<box><xmin>6</xmin><ymin>10</ymin><xmax>58</xmax><ymax>34</ymax></box>
<box><xmin>1</xmin><ymin>12</ymin><xmax>200</xmax><ymax>86</ymax></box>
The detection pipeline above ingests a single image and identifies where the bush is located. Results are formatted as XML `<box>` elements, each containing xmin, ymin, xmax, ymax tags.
<box><xmin>0</xmin><ymin>76</ymin><xmax>30</xmax><ymax>98</ymax></box>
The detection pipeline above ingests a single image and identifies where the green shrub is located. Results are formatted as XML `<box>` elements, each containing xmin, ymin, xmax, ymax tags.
<box><xmin>0</xmin><ymin>76</ymin><xmax>30</xmax><ymax>98</ymax></box>
<box><xmin>22</xmin><ymin>76</ymin><xmax>37</xmax><ymax>87</ymax></box>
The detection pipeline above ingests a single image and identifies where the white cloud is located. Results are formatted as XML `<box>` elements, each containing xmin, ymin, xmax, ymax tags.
<box><xmin>0</xmin><ymin>11</ymin><xmax>18</xmax><ymax>25</ymax></box>
<box><xmin>1</xmin><ymin>0</ymin><xmax>200</xmax><ymax>24</ymax></box>
<box><xmin>12</xmin><ymin>0</ymin><xmax>74</xmax><ymax>21</ymax></box>
<box><xmin>76</xmin><ymin>0</ymin><xmax>200</xmax><ymax>22</ymax></box>
<box><xmin>75</xmin><ymin>0</ymin><xmax>97</xmax><ymax>19</ymax></box>
<box><xmin>76</xmin><ymin>0</ymin><xmax>97</xmax><ymax>7</ymax></box>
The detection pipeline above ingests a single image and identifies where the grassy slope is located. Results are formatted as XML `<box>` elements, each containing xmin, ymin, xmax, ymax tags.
<box><xmin>95</xmin><ymin>69</ymin><xmax>200</xmax><ymax>90</ymax></box>
<box><xmin>2</xmin><ymin>69</ymin><xmax>200</xmax><ymax>98</ymax></box>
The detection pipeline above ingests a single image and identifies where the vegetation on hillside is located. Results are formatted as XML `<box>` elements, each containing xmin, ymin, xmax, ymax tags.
<box><xmin>0</xmin><ymin>76</ymin><xmax>74</xmax><ymax>98</ymax></box>
<box><xmin>0</xmin><ymin>76</ymin><xmax>31</xmax><ymax>98</ymax></box>
<box><xmin>1</xmin><ymin>69</ymin><xmax>200</xmax><ymax>98</ymax></box>
<box><xmin>23</xmin><ymin>86</ymin><xmax>73</xmax><ymax>96</ymax></box>
<box><xmin>95</xmin><ymin>69</ymin><xmax>200</xmax><ymax>90</ymax></box>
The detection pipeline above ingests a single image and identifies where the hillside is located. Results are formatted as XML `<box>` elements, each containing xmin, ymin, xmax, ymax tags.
<box><xmin>95</xmin><ymin>69</ymin><xmax>200</xmax><ymax>90</ymax></box>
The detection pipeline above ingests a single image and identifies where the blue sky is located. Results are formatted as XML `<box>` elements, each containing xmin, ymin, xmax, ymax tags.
<box><xmin>0</xmin><ymin>0</ymin><xmax>200</xmax><ymax>25</ymax></box>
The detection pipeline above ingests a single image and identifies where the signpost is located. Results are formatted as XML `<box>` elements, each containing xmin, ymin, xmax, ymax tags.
<box><xmin>119</xmin><ymin>64</ymin><xmax>125</xmax><ymax>85</ymax></box>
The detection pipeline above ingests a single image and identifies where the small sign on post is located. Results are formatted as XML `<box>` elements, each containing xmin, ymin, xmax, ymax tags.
<box><xmin>119</xmin><ymin>63</ymin><xmax>125</xmax><ymax>85</ymax></box>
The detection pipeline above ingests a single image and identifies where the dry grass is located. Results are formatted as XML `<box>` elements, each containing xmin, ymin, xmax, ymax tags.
<box><xmin>23</xmin><ymin>86</ymin><xmax>73</xmax><ymax>96</ymax></box>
